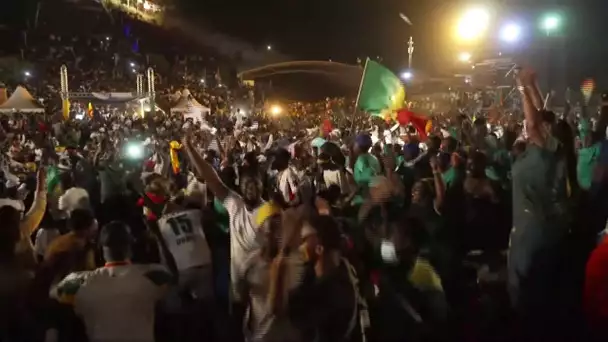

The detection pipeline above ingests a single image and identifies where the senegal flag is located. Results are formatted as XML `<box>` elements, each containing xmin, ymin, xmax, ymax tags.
<box><xmin>356</xmin><ymin>59</ymin><xmax>405</xmax><ymax>118</ymax></box>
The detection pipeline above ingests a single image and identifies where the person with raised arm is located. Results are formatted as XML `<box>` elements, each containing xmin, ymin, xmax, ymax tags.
<box><xmin>181</xmin><ymin>132</ymin><xmax>271</xmax><ymax>291</ymax></box>
<box><xmin>507</xmin><ymin>68</ymin><xmax>571</xmax><ymax>339</ymax></box>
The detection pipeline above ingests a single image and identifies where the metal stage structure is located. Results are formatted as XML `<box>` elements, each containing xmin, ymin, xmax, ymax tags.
<box><xmin>59</xmin><ymin>64</ymin><xmax>157</xmax><ymax>115</ymax></box>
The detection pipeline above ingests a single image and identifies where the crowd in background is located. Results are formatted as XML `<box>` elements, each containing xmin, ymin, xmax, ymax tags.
<box><xmin>2</xmin><ymin>2</ymin><xmax>608</xmax><ymax>342</ymax></box>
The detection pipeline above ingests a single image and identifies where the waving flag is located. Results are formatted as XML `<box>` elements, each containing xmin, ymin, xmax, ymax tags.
<box><xmin>87</xmin><ymin>102</ymin><xmax>94</xmax><ymax>118</ymax></box>
<box><xmin>396</xmin><ymin>109</ymin><xmax>429</xmax><ymax>141</ymax></box>
<box><xmin>356</xmin><ymin>59</ymin><xmax>405</xmax><ymax>118</ymax></box>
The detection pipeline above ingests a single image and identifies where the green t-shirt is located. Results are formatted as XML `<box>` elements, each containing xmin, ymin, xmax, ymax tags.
<box><xmin>511</xmin><ymin>138</ymin><xmax>569</xmax><ymax>268</ymax></box>
<box><xmin>396</xmin><ymin>155</ymin><xmax>405</xmax><ymax>168</ymax></box>
<box><xmin>485</xmin><ymin>166</ymin><xmax>501</xmax><ymax>181</ymax></box>
<box><xmin>442</xmin><ymin>167</ymin><xmax>464</xmax><ymax>189</ymax></box>
<box><xmin>577</xmin><ymin>143</ymin><xmax>601</xmax><ymax>191</ymax></box>
<box><xmin>352</xmin><ymin>153</ymin><xmax>381</xmax><ymax>205</ymax></box>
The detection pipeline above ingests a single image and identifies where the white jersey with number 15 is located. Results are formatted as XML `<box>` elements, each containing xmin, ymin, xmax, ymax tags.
<box><xmin>157</xmin><ymin>209</ymin><xmax>211</xmax><ymax>271</ymax></box>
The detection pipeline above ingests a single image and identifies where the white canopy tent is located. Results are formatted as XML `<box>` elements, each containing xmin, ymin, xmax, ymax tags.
<box><xmin>170</xmin><ymin>89</ymin><xmax>210</xmax><ymax>122</ymax></box>
<box><xmin>0</xmin><ymin>86</ymin><xmax>45</xmax><ymax>113</ymax></box>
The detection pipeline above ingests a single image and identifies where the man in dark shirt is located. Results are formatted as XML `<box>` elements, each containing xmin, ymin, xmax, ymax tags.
<box><xmin>289</xmin><ymin>215</ymin><xmax>362</xmax><ymax>342</ymax></box>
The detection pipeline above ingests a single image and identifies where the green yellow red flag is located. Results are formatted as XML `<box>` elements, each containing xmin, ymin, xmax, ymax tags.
<box><xmin>356</xmin><ymin>59</ymin><xmax>405</xmax><ymax>118</ymax></box>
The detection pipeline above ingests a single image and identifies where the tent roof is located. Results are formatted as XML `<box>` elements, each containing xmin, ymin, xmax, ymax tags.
<box><xmin>171</xmin><ymin>94</ymin><xmax>209</xmax><ymax>112</ymax></box>
<box><xmin>0</xmin><ymin>86</ymin><xmax>44</xmax><ymax>113</ymax></box>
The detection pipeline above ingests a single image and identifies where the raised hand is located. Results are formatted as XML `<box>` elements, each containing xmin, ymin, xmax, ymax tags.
<box><xmin>515</xmin><ymin>67</ymin><xmax>537</xmax><ymax>87</ymax></box>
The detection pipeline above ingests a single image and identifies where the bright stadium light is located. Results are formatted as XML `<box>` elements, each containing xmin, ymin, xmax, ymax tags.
<box><xmin>401</xmin><ymin>71</ymin><xmax>412</xmax><ymax>80</ymax></box>
<box><xmin>542</xmin><ymin>15</ymin><xmax>559</xmax><ymax>31</ymax></box>
<box><xmin>130</xmin><ymin>62</ymin><xmax>136</xmax><ymax>67</ymax></box>
<box><xmin>267</xmin><ymin>45</ymin><xmax>272</xmax><ymax>51</ymax></box>
<box><xmin>500</xmin><ymin>23</ymin><xmax>522</xmax><ymax>42</ymax></box>
<box><xmin>270</xmin><ymin>105</ymin><xmax>282</xmax><ymax>116</ymax></box>
<box><xmin>541</xmin><ymin>14</ymin><xmax>561</xmax><ymax>35</ymax></box>
<box><xmin>24</xmin><ymin>71</ymin><xmax>31</xmax><ymax>77</ymax></box>
<box><xmin>456</xmin><ymin>7</ymin><xmax>490</xmax><ymax>41</ymax></box>
<box><xmin>458</xmin><ymin>52</ymin><xmax>472</xmax><ymax>62</ymax></box>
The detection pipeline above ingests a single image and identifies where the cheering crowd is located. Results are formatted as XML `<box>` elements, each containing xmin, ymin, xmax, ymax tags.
<box><xmin>1</xmin><ymin>67</ymin><xmax>608</xmax><ymax>342</ymax></box>
<box><xmin>2</xmin><ymin>2</ymin><xmax>608</xmax><ymax>342</ymax></box>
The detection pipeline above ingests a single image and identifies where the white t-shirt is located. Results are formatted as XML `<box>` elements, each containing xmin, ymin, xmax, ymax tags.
<box><xmin>53</xmin><ymin>264</ymin><xmax>170</xmax><ymax>342</ymax></box>
<box><xmin>277</xmin><ymin>167</ymin><xmax>299</xmax><ymax>204</ymax></box>
<box><xmin>157</xmin><ymin>209</ymin><xmax>211</xmax><ymax>271</ymax></box>
<box><xmin>223</xmin><ymin>191</ymin><xmax>264</xmax><ymax>286</ymax></box>
<box><xmin>323</xmin><ymin>169</ymin><xmax>351</xmax><ymax>195</ymax></box>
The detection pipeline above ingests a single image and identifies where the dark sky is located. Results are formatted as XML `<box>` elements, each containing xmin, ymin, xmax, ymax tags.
<box><xmin>180</xmin><ymin>0</ymin><xmax>441</xmax><ymax>70</ymax></box>
<box><xmin>172</xmin><ymin>0</ymin><xmax>608</xmax><ymax>97</ymax></box>
<box><xmin>180</xmin><ymin>0</ymin><xmax>608</xmax><ymax>88</ymax></box>
<box><xmin>3</xmin><ymin>0</ymin><xmax>608</xmax><ymax>92</ymax></box>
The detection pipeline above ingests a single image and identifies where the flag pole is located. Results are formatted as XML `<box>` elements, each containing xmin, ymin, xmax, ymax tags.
<box><xmin>351</xmin><ymin>58</ymin><xmax>369</xmax><ymax>133</ymax></box>
<box><xmin>354</xmin><ymin>58</ymin><xmax>369</xmax><ymax>109</ymax></box>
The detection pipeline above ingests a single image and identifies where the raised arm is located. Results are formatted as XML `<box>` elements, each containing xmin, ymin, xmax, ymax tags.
<box><xmin>182</xmin><ymin>134</ymin><xmax>229</xmax><ymax>201</ymax></box>
<box><xmin>21</xmin><ymin>167</ymin><xmax>48</xmax><ymax>240</ymax></box>
<box><xmin>516</xmin><ymin>68</ymin><xmax>545</xmax><ymax>146</ymax></box>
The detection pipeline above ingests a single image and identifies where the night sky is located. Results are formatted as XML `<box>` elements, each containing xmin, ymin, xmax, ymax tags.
<box><xmin>182</xmin><ymin>0</ymin><xmax>608</xmax><ymax>78</ymax></box>
<box><xmin>177</xmin><ymin>0</ymin><xmax>608</xmax><ymax>99</ymax></box>
<box><xmin>3</xmin><ymin>0</ymin><xmax>608</xmax><ymax>92</ymax></box>
<box><xmin>179</xmin><ymin>0</ymin><xmax>445</xmax><ymax>70</ymax></box>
